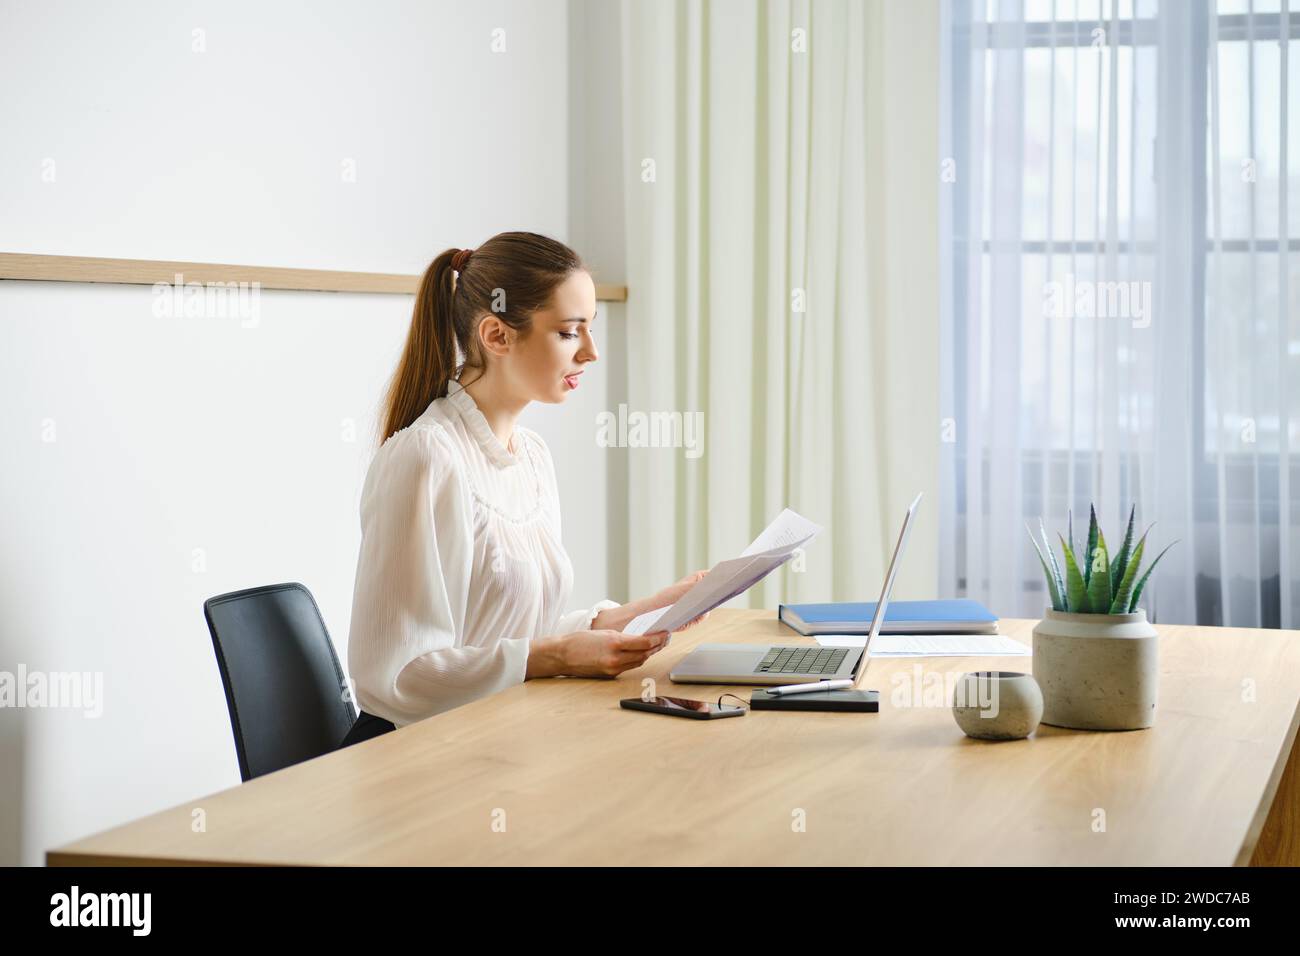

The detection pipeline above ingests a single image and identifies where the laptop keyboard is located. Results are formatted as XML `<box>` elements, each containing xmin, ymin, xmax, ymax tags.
<box><xmin>755</xmin><ymin>646</ymin><xmax>850</xmax><ymax>675</ymax></box>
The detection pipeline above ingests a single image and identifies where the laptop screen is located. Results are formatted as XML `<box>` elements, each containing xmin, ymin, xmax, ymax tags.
<box><xmin>850</xmin><ymin>492</ymin><xmax>923</xmax><ymax>689</ymax></box>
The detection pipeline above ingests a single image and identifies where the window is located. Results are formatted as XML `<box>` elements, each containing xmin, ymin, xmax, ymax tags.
<box><xmin>940</xmin><ymin>0</ymin><xmax>1299</xmax><ymax>626</ymax></box>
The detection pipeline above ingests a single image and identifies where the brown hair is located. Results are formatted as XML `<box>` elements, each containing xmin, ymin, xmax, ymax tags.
<box><xmin>381</xmin><ymin>231</ymin><xmax>585</xmax><ymax>444</ymax></box>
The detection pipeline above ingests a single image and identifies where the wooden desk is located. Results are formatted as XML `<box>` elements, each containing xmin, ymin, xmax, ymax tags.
<box><xmin>48</xmin><ymin>611</ymin><xmax>1300</xmax><ymax>866</ymax></box>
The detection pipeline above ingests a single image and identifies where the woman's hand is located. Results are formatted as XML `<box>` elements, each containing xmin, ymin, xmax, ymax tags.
<box><xmin>646</xmin><ymin>569</ymin><xmax>712</xmax><ymax>631</ymax></box>
<box><xmin>648</xmin><ymin>569</ymin><xmax>709</xmax><ymax>611</ymax></box>
<box><xmin>589</xmin><ymin>569</ymin><xmax>713</xmax><ymax>633</ymax></box>
<box><xmin>526</xmin><ymin>629</ymin><xmax>671</xmax><ymax>680</ymax></box>
<box><xmin>528</xmin><ymin>569</ymin><xmax>714</xmax><ymax>679</ymax></box>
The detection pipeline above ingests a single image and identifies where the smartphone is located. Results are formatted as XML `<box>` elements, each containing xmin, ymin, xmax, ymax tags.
<box><xmin>620</xmin><ymin>695</ymin><xmax>746</xmax><ymax>720</ymax></box>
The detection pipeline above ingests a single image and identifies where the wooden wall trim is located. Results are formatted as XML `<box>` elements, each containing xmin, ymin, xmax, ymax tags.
<box><xmin>0</xmin><ymin>252</ymin><xmax>628</xmax><ymax>302</ymax></box>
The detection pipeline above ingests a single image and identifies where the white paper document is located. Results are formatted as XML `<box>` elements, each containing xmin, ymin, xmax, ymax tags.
<box><xmin>814</xmin><ymin>632</ymin><xmax>1031</xmax><ymax>657</ymax></box>
<box><xmin>624</xmin><ymin>509</ymin><xmax>822</xmax><ymax>636</ymax></box>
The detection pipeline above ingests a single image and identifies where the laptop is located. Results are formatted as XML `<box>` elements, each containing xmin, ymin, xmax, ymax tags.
<box><xmin>669</xmin><ymin>492</ymin><xmax>922</xmax><ymax>686</ymax></box>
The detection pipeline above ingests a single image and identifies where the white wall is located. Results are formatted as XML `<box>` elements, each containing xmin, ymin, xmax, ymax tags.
<box><xmin>0</xmin><ymin>0</ymin><xmax>625</xmax><ymax>866</ymax></box>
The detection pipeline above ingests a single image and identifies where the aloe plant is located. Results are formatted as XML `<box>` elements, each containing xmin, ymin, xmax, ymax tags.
<box><xmin>1026</xmin><ymin>505</ymin><xmax>1176</xmax><ymax>614</ymax></box>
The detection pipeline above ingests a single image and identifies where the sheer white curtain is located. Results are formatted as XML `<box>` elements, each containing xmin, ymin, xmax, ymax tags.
<box><xmin>941</xmin><ymin>0</ymin><xmax>1298</xmax><ymax>626</ymax></box>
<box><xmin>619</xmin><ymin>0</ymin><xmax>941</xmax><ymax>608</ymax></box>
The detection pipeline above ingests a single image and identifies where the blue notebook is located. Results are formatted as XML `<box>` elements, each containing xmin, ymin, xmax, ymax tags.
<box><xmin>778</xmin><ymin>599</ymin><xmax>999</xmax><ymax>635</ymax></box>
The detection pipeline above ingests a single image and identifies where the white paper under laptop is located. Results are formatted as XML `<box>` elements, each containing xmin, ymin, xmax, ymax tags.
<box><xmin>624</xmin><ymin>509</ymin><xmax>822</xmax><ymax>637</ymax></box>
<box><xmin>815</xmin><ymin>632</ymin><xmax>1031</xmax><ymax>657</ymax></box>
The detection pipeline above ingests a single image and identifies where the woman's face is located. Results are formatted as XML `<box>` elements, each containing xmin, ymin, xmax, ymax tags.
<box><xmin>507</xmin><ymin>269</ymin><xmax>600</xmax><ymax>404</ymax></box>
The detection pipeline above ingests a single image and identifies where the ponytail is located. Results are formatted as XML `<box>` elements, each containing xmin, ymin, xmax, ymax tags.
<box><xmin>381</xmin><ymin>249</ymin><xmax>459</xmax><ymax>444</ymax></box>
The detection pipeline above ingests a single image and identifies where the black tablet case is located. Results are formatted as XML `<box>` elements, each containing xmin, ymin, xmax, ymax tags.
<box><xmin>748</xmin><ymin>689</ymin><xmax>879</xmax><ymax>712</ymax></box>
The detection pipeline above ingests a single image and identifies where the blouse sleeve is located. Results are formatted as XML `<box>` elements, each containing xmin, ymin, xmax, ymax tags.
<box><xmin>522</xmin><ymin>427</ymin><xmax>622</xmax><ymax>636</ymax></box>
<box><xmin>347</xmin><ymin>425</ymin><xmax>532</xmax><ymax>727</ymax></box>
<box><xmin>552</xmin><ymin>600</ymin><xmax>622</xmax><ymax>636</ymax></box>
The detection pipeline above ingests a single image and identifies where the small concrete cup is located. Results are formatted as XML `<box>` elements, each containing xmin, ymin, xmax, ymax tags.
<box><xmin>952</xmin><ymin>671</ymin><xmax>1044</xmax><ymax>740</ymax></box>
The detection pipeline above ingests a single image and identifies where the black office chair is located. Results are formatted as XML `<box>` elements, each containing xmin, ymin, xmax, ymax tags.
<box><xmin>204</xmin><ymin>582</ymin><xmax>361</xmax><ymax>781</ymax></box>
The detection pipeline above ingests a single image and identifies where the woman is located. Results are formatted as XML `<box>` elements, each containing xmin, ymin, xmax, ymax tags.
<box><xmin>342</xmin><ymin>231</ymin><xmax>707</xmax><ymax>745</ymax></box>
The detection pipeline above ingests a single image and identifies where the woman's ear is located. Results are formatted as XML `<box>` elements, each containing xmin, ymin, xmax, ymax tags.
<box><xmin>476</xmin><ymin>315</ymin><xmax>516</xmax><ymax>358</ymax></box>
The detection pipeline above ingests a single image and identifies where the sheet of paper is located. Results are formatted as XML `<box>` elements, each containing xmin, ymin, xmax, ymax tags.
<box><xmin>626</xmin><ymin>605</ymin><xmax>668</xmax><ymax>634</ymax></box>
<box><xmin>625</xmin><ymin>552</ymin><xmax>789</xmax><ymax>635</ymax></box>
<box><xmin>814</xmin><ymin>633</ymin><xmax>1031</xmax><ymax>657</ymax></box>
<box><xmin>739</xmin><ymin>508</ymin><xmax>822</xmax><ymax>557</ymax></box>
<box><xmin>625</xmin><ymin>508</ymin><xmax>823</xmax><ymax>636</ymax></box>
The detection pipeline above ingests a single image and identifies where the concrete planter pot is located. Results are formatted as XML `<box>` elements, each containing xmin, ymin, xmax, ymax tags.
<box><xmin>1032</xmin><ymin>608</ymin><xmax>1158</xmax><ymax>731</ymax></box>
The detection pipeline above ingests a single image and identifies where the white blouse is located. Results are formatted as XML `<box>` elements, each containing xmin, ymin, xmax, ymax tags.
<box><xmin>347</xmin><ymin>378</ymin><xmax>619</xmax><ymax>728</ymax></box>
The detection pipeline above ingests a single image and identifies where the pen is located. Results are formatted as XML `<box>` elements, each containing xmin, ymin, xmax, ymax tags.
<box><xmin>766</xmin><ymin>679</ymin><xmax>853</xmax><ymax>697</ymax></box>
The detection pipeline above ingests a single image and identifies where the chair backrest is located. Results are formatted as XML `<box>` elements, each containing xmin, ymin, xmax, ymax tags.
<box><xmin>204</xmin><ymin>582</ymin><xmax>356</xmax><ymax>781</ymax></box>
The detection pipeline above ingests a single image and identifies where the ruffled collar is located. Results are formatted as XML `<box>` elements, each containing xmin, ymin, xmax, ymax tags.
<box><xmin>445</xmin><ymin>378</ymin><xmax>522</xmax><ymax>469</ymax></box>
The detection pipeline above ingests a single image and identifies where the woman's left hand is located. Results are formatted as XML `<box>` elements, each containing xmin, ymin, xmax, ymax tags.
<box><xmin>646</xmin><ymin>569</ymin><xmax>711</xmax><ymax>631</ymax></box>
<box><xmin>592</xmin><ymin>569</ymin><xmax>712</xmax><ymax>634</ymax></box>
<box><xmin>650</xmin><ymin>572</ymin><xmax>712</xmax><ymax>616</ymax></box>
